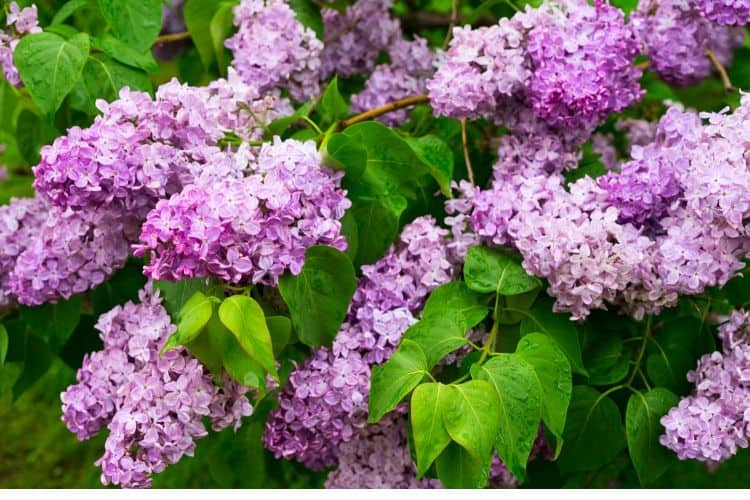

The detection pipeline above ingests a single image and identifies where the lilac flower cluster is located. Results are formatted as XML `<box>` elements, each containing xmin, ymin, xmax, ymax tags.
<box><xmin>428</xmin><ymin>0</ymin><xmax>643</xmax><ymax>131</ymax></box>
<box><xmin>225</xmin><ymin>0</ymin><xmax>323</xmax><ymax>102</ymax></box>
<box><xmin>33</xmin><ymin>75</ymin><xmax>290</xmax><ymax>217</ymax></box>
<box><xmin>321</xmin><ymin>0</ymin><xmax>401</xmax><ymax>79</ymax></box>
<box><xmin>351</xmin><ymin>37</ymin><xmax>436</xmax><ymax>126</ymax></box>
<box><xmin>630</xmin><ymin>0</ymin><xmax>744</xmax><ymax>86</ymax></box>
<box><xmin>263</xmin><ymin>216</ymin><xmax>459</xmax><ymax>469</ymax></box>
<box><xmin>61</xmin><ymin>287</ymin><xmax>253</xmax><ymax>488</ymax></box>
<box><xmin>660</xmin><ymin>310</ymin><xmax>750</xmax><ymax>463</ymax></box>
<box><xmin>696</xmin><ymin>0</ymin><xmax>750</xmax><ymax>26</ymax></box>
<box><xmin>134</xmin><ymin>138</ymin><xmax>350</xmax><ymax>286</ymax></box>
<box><xmin>0</xmin><ymin>197</ymin><xmax>47</xmax><ymax>306</ymax></box>
<box><xmin>0</xmin><ymin>2</ymin><xmax>41</xmax><ymax>87</ymax></box>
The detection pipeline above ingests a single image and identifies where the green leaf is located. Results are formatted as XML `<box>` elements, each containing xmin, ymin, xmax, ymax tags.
<box><xmin>340</xmin><ymin>210</ymin><xmax>359</xmax><ymax>261</ymax></box>
<box><xmin>209</xmin><ymin>2</ymin><xmax>235</xmax><ymax>74</ymax></box>
<box><xmin>70</xmin><ymin>54</ymin><xmax>152</xmax><ymax>115</ymax></box>
<box><xmin>89</xmin><ymin>260</ymin><xmax>147</xmax><ymax>315</ymax></box>
<box><xmin>464</xmin><ymin>245</ymin><xmax>540</xmax><ymax>296</ymax></box>
<box><xmin>218</xmin><ymin>295</ymin><xmax>278</xmax><ymax>379</ymax></box>
<box><xmin>324</xmin><ymin>132</ymin><xmax>367</xmax><ymax>179</ymax></box>
<box><xmin>51</xmin><ymin>0</ymin><xmax>92</xmax><ymax>25</ymax></box>
<box><xmin>646</xmin><ymin>345</ymin><xmax>694</xmax><ymax>394</ymax></box>
<box><xmin>443</xmin><ymin>380</ymin><xmax>501</xmax><ymax>465</ymax></box>
<box><xmin>162</xmin><ymin>292</ymin><xmax>214</xmax><ymax>352</ymax></box>
<box><xmin>626</xmin><ymin>388</ymin><xmax>679</xmax><ymax>485</ymax></box>
<box><xmin>471</xmin><ymin>355</ymin><xmax>542</xmax><ymax>480</ymax></box>
<box><xmin>516</xmin><ymin>333</ymin><xmax>572</xmax><ymax>444</ymax></box>
<box><xmin>12</xmin><ymin>333</ymin><xmax>53</xmax><ymax>400</ymax></box>
<box><xmin>405</xmin><ymin>135</ymin><xmax>454</xmax><ymax>197</ymax></box>
<box><xmin>435</xmin><ymin>441</ymin><xmax>490</xmax><ymax>489</ymax></box>
<box><xmin>186</xmin><ymin>313</ymin><xmax>226</xmax><ymax>377</ymax></box>
<box><xmin>421</xmin><ymin>281</ymin><xmax>488</xmax><ymax>330</ymax></box>
<box><xmin>410</xmin><ymin>383</ymin><xmax>452</xmax><ymax>476</ymax></box>
<box><xmin>586</xmin><ymin>335</ymin><xmax>629</xmax><ymax>386</ymax></box>
<box><xmin>14</xmin><ymin>32</ymin><xmax>90</xmax><ymax>115</ymax></box>
<box><xmin>98</xmin><ymin>0</ymin><xmax>163</xmax><ymax>52</ymax></box>
<box><xmin>16</xmin><ymin>109</ymin><xmax>58</xmax><ymax>165</ymax></box>
<box><xmin>519</xmin><ymin>297</ymin><xmax>587</xmax><ymax>375</ymax></box>
<box><xmin>278</xmin><ymin>245</ymin><xmax>356</xmax><ymax>347</ymax></box>
<box><xmin>288</xmin><ymin>0</ymin><xmax>324</xmax><ymax>40</ymax></box>
<box><xmin>184</xmin><ymin>0</ymin><xmax>223</xmax><ymax>69</ymax></box>
<box><xmin>20</xmin><ymin>296</ymin><xmax>82</xmax><ymax>353</ymax></box>
<box><xmin>155</xmin><ymin>278</ymin><xmax>217</xmax><ymax>319</ymax></box>
<box><xmin>348</xmin><ymin>195</ymin><xmax>406</xmax><ymax>266</ymax></box>
<box><xmin>368</xmin><ymin>339</ymin><xmax>428</xmax><ymax>423</ymax></box>
<box><xmin>0</xmin><ymin>324</ymin><xmax>8</xmax><ymax>366</ymax></box>
<box><xmin>558</xmin><ymin>386</ymin><xmax>626</xmax><ymax>473</ymax></box>
<box><xmin>92</xmin><ymin>34</ymin><xmax>159</xmax><ymax>72</ymax></box>
<box><xmin>267</xmin><ymin>316</ymin><xmax>292</xmax><ymax>356</ymax></box>
<box><xmin>318</xmin><ymin>77</ymin><xmax>349</xmax><ymax>126</ymax></box>
<box><xmin>404</xmin><ymin>315</ymin><xmax>467</xmax><ymax>368</ymax></box>
<box><xmin>222</xmin><ymin>329</ymin><xmax>267</xmax><ymax>390</ymax></box>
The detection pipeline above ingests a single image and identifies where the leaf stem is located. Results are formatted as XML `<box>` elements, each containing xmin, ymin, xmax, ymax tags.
<box><xmin>442</xmin><ymin>0</ymin><xmax>460</xmax><ymax>49</ymax></box>
<box><xmin>626</xmin><ymin>316</ymin><xmax>652</xmax><ymax>387</ymax></box>
<box><xmin>339</xmin><ymin>95</ymin><xmax>430</xmax><ymax>128</ymax></box>
<box><xmin>705</xmin><ymin>49</ymin><xmax>736</xmax><ymax>92</ymax></box>
<box><xmin>154</xmin><ymin>31</ymin><xmax>191</xmax><ymax>45</ymax></box>
<box><xmin>479</xmin><ymin>321</ymin><xmax>499</xmax><ymax>363</ymax></box>
<box><xmin>300</xmin><ymin>115</ymin><xmax>323</xmax><ymax>135</ymax></box>
<box><xmin>461</xmin><ymin>118</ymin><xmax>475</xmax><ymax>185</ymax></box>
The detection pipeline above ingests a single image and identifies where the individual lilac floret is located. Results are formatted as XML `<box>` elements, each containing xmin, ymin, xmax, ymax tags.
<box><xmin>660</xmin><ymin>310</ymin><xmax>750</xmax><ymax>463</ymax></box>
<box><xmin>225</xmin><ymin>0</ymin><xmax>323</xmax><ymax>101</ymax></box>
<box><xmin>520</xmin><ymin>0</ymin><xmax>644</xmax><ymax>129</ymax></box>
<box><xmin>33</xmin><ymin>77</ymin><xmax>290</xmax><ymax>217</ymax></box>
<box><xmin>135</xmin><ymin>138</ymin><xmax>350</xmax><ymax>286</ymax></box>
<box><xmin>263</xmin><ymin>217</ymin><xmax>459</xmax><ymax>469</ymax></box>
<box><xmin>0</xmin><ymin>2</ymin><xmax>41</xmax><ymax>87</ymax></box>
<box><xmin>60</xmin><ymin>287</ymin><xmax>253</xmax><ymax>488</ymax></box>
<box><xmin>427</xmin><ymin>19</ymin><xmax>530</xmax><ymax>121</ymax></box>
<box><xmin>0</xmin><ymin>197</ymin><xmax>47</xmax><ymax>306</ymax></box>
<box><xmin>321</xmin><ymin>0</ymin><xmax>401</xmax><ymax>78</ymax></box>
<box><xmin>630</xmin><ymin>0</ymin><xmax>744</xmax><ymax>86</ymax></box>
<box><xmin>9</xmin><ymin>206</ymin><xmax>138</xmax><ymax>306</ymax></box>
<box><xmin>351</xmin><ymin>37</ymin><xmax>436</xmax><ymax>126</ymax></box>
<box><xmin>696</xmin><ymin>0</ymin><xmax>750</xmax><ymax>26</ymax></box>
<box><xmin>325</xmin><ymin>413</ymin><xmax>442</xmax><ymax>489</ymax></box>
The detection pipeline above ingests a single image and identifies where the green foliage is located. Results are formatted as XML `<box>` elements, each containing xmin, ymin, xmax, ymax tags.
<box><xmin>162</xmin><ymin>291</ymin><xmax>215</xmax><ymax>352</ymax></box>
<box><xmin>288</xmin><ymin>0</ymin><xmax>325</xmax><ymax>40</ymax></box>
<box><xmin>98</xmin><ymin>0</ymin><xmax>163</xmax><ymax>52</ymax></box>
<box><xmin>278</xmin><ymin>245</ymin><xmax>356</xmax><ymax>347</ymax></box>
<box><xmin>626</xmin><ymin>388</ymin><xmax>679</xmax><ymax>485</ymax></box>
<box><xmin>218</xmin><ymin>295</ymin><xmax>278</xmax><ymax>380</ymax></box>
<box><xmin>463</xmin><ymin>245</ymin><xmax>541</xmax><ymax>296</ymax></box>
<box><xmin>368</xmin><ymin>339</ymin><xmax>429</xmax><ymax>422</ymax></box>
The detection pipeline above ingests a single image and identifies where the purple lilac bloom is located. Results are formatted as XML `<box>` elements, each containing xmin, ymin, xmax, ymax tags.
<box><xmin>660</xmin><ymin>310</ymin><xmax>750</xmax><ymax>463</ymax></box>
<box><xmin>61</xmin><ymin>287</ymin><xmax>253</xmax><ymax>488</ymax></box>
<box><xmin>696</xmin><ymin>0</ymin><xmax>750</xmax><ymax>26</ymax></box>
<box><xmin>630</xmin><ymin>0</ymin><xmax>744</xmax><ymax>86</ymax></box>
<box><xmin>134</xmin><ymin>138</ymin><xmax>350</xmax><ymax>286</ymax></box>
<box><xmin>0</xmin><ymin>197</ymin><xmax>47</xmax><ymax>306</ymax></box>
<box><xmin>225</xmin><ymin>0</ymin><xmax>323</xmax><ymax>102</ymax></box>
<box><xmin>33</xmin><ymin>76</ymin><xmax>290</xmax><ymax>217</ymax></box>
<box><xmin>321</xmin><ymin>0</ymin><xmax>401</xmax><ymax>79</ymax></box>
<box><xmin>591</xmin><ymin>133</ymin><xmax>619</xmax><ymax>171</ymax></box>
<box><xmin>351</xmin><ymin>37</ymin><xmax>436</xmax><ymax>126</ymax></box>
<box><xmin>263</xmin><ymin>216</ymin><xmax>459</xmax><ymax>469</ymax></box>
<box><xmin>0</xmin><ymin>2</ymin><xmax>41</xmax><ymax>87</ymax></box>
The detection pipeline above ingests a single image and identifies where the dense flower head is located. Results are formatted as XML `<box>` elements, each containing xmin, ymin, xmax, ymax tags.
<box><xmin>0</xmin><ymin>2</ymin><xmax>41</xmax><ymax>87</ymax></box>
<box><xmin>33</xmin><ymin>75</ymin><xmax>290</xmax><ymax>216</ymax></box>
<box><xmin>60</xmin><ymin>287</ymin><xmax>253</xmax><ymax>488</ymax></box>
<box><xmin>264</xmin><ymin>216</ymin><xmax>459</xmax><ymax>468</ymax></box>
<box><xmin>225</xmin><ymin>0</ymin><xmax>323</xmax><ymax>101</ymax></box>
<box><xmin>696</xmin><ymin>0</ymin><xmax>750</xmax><ymax>25</ymax></box>
<box><xmin>321</xmin><ymin>0</ymin><xmax>402</xmax><ymax>79</ymax></box>
<box><xmin>660</xmin><ymin>310</ymin><xmax>750</xmax><ymax>463</ymax></box>
<box><xmin>351</xmin><ymin>37</ymin><xmax>436</xmax><ymax>126</ymax></box>
<box><xmin>135</xmin><ymin>138</ymin><xmax>350</xmax><ymax>286</ymax></box>
<box><xmin>0</xmin><ymin>197</ymin><xmax>47</xmax><ymax>306</ymax></box>
<box><xmin>630</xmin><ymin>0</ymin><xmax>744</xmax><ymax>86</ymax></box>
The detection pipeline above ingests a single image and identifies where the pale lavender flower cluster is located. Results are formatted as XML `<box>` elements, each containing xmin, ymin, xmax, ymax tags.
<box><xmin>428</xmin><ymin>0</ymin><xmax>643</xmax><ymax>131</ymax></box>
<box><xmin>351</xmin><ymin>37</ymin><xmax>436</xmax><ymax>126</ymax></box>
<box><xmin>0</xmin><ymin>2</ymin><xmax>41</xmax><ymax>87</ymax></box>
<box><xmin>263</xmin><ymin>216</ymin><xmax>459</xmax><ymax>469</ymax></box>
<box><xmin>321</xmin><ymin>0</ymin><xmax>401</xmax><ymax>78</ymax></box>
<box><xmin>696</xmin><ymin>0</ymin><xmax>750</xmax><ymax>25</ymax></box>
<box><xmin>0</xmin><ymin>197</ymin><xmax>47</xmax><ymax>306</ymax></box>
<box><xmin>134</xmin><ymin>138</ymin><xmax>350</xmax><ymax>286</ymax></box>
<box><xmin>630</xmin><ymin>0</ymin><xmax>744</xmax><ymax>86</ymax></box>
<box><xmin>60</xmin><ymin>288</ymin><xmax>253</xmax><ymax>488</ymax></box>
<box><xmin>33</xmin><ymin>75</ymin><xmax>290</xmax><ymax>217</ymax></box>
<box><xmin>225</xmin><ymin>0</ymin><xmax>323</xmax><ymax>102</ymax></box>
<box><xmin>660</xmin><ymin>310</ymin><xmax>750</xmax><ymax>463</ymax></box>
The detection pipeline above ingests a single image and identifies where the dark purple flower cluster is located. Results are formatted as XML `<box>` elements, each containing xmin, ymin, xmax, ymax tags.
<box><xmin>696</xmin><ymin>0</ymin><xmax>750</xmax><ymax>26</ymax></box>
<box><xmin>61</xmin><ymin>287</ymin><xmax>253</xmax><ymax>488</ymax></box>
<box><xmin>631</xmin><ymin>0</ymin><xmax>744</xmax><ymax>86</ymax></box>
<box><xmin>134</xmin><ymin>138</ymin><xmax>350</xmax><ymax>286</ymax></box>
<box><xmin>225</xmin><ymin>0</ymin><xmax>323</xmax><ymax>101</ymax></box>
<box><xmin>0</xmin><ymin>2</ymin><xmax>41</xmax><ymax>87</ymax></box>
<box><xmin>661</xmin><ymin>310</ymin><xmax>750</xmax><ymax>463</ymax></box>
<box><xmin>263</xmin><ymin>216</ymin><xmax>459</xmax><ymax>469</ymax></box>
<box><xmin>428</xmin><ymin>0</ymin><xmax>643</xmax><ymax>131</ymax></box>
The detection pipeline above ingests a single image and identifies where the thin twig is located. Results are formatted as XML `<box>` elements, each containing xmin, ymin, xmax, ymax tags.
<box><xmin>154</xmin><ymin>31</ymin><xmax>191</xmax><ymax>44</ymax></box>
<box><xmin>635</xmin><ymin>60</ymin><xmax>650</xmax><ymax>71</ymax></box>
<box><xmin>443</xmin><ymin>0</ymin><xmax>459</xmax><ymax>49</ymax></box>
<box><xmin>706</xmin><ymin>49</ymin><xmax>736</xmax><ymax>92</ymax></box>
<box><xmin>339</xmin><ymin>95</ymin><xmax>430</xmax><ymax>128</ymax></box>
<box><xmin>461</xmin><ymin>118</ymin><xmax>475</xmax><ymax>185</ymax></box>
